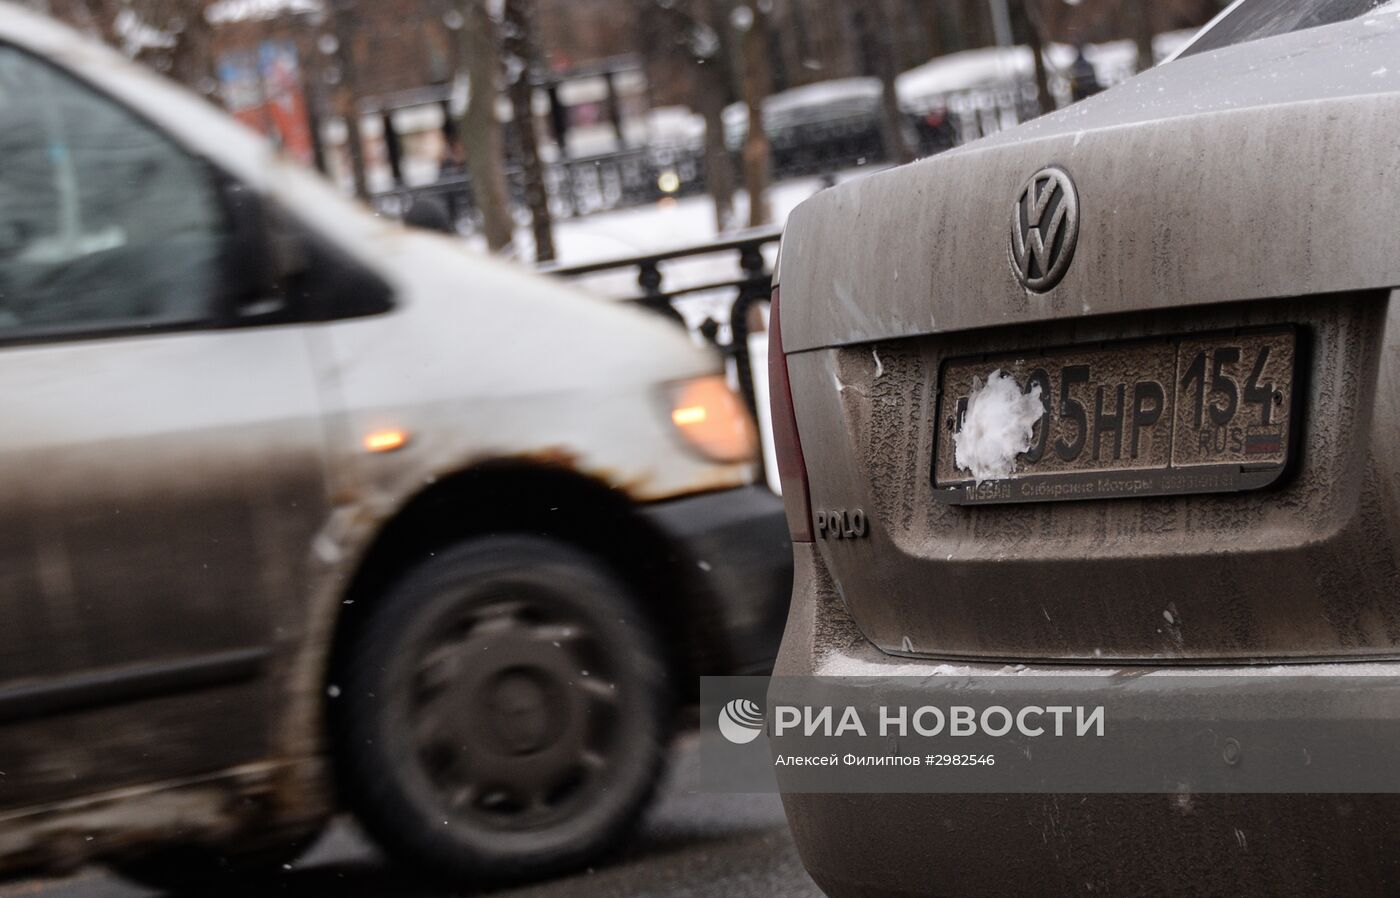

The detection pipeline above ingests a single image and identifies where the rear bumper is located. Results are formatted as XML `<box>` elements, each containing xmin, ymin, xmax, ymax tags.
<box><xmin>776</xmin><ymin>544</ymin><xmax>1400</xmax><ymax>897</ymax></box>
<box><xmin>640</xmin><ymin>485</ymin><xmax>791</xmax><ymax>676</ymax></box>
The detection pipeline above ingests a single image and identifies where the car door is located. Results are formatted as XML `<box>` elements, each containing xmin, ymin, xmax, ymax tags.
<box><xmin>0</xmin><ymin>44</ymin><xmax>331</xmax><ymax>809</ymax></box>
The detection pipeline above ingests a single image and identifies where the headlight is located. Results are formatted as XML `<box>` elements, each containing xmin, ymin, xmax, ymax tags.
<box><xmin>665</xmin><ymin>375</ymin><xmax>758</xmax><ymax>464</ymax></box>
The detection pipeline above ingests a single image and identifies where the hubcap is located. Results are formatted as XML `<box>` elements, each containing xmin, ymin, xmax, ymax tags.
<box><xmin>404</xmin><ymin>594</ymin><xmax>620</xmax><ymax>830</ymax></box>
<box><xmin>488</xmin><ymin>667</ymin><xmax>559</xmax><ymax>755</ymax></box>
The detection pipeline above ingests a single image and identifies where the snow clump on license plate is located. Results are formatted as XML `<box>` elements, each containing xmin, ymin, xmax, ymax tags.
<box><xmin>954</xmin><ymin>370</ymin><xmax>1046</xmax><ymax>483</ymax></box>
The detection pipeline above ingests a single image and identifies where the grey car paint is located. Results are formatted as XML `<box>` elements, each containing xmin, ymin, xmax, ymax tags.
<box><xmin>777</xmin><ymin>10</ymin><xmax>1400</xmax><ymax>662</ymax></box>
<box><xmin>0</xmin><ymin>328</ymin><xmax>326</xmax><ymax>808</ymax></box>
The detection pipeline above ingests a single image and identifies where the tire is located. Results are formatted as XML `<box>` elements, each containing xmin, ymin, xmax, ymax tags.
<box><xmin>333</xmin><ymin>536</ymin><xmax>670</xmax><ymax>886</ymax></box>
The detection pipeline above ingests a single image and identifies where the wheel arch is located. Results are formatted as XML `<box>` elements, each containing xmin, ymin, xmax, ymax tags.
<box><xmin>325</xmin><ymin>460</ymin><xmax>727</xmax><ymax>710</ymax></box>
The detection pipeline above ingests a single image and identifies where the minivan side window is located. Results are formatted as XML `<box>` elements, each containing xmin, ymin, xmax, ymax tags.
<box><xmin>0</xmin><ymin>46</ymin><xmax>227</xmax><ymax>338</ymax></box>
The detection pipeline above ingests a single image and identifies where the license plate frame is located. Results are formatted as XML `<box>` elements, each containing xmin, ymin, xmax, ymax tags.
<box><xmin>931</xmin><ymin>325</ymin><xmax>1303</xmax><ymax>506</ymax></box>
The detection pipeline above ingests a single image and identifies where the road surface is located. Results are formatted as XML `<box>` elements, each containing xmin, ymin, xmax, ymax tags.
<box><xmin>3</xmin><ymin>736</ymin><xmax>822</xmax><ymax>898</ymax></box>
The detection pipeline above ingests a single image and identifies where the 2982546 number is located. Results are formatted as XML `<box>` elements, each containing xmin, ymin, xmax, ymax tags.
<box><xmin>930</xmin><ymin>754</ymin><xmax>996</xmax><ymax>766</ymax></box>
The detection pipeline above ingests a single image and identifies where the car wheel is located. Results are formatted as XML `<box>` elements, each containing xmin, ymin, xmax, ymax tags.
<box><xmin>334</xmin><ymin>535</ymin><xmax>670</xmax><ymax>885</ymax></box>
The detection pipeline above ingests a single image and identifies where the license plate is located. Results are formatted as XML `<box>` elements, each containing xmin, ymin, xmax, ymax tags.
<box><xmin>932</xmin><ymin>327</ymin><xmax>1299</xmax><ymax>505</ymax></box>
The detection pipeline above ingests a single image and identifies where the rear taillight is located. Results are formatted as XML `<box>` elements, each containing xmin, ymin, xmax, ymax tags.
<box><xmin>768</xmin><ymin>289</ymin><xmax>813</xmax><ymax>542</ymax></box>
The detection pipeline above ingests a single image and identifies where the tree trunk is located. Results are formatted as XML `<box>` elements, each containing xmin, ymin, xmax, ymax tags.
<box><xmin>963</xmin><ymin>0</ymin><xmax>995</xmax><ymax>48</ymax></box>
<box><xmin>739</xmin><ymin>2</ymin><xmax>773</xmax><ymax>228</ymax></box>
<box><xmin>697</xmin><ymin>0</ymin><xmax>738</xmax><ymax>232</ymax></box>
<box><xmin>331</xmin><ymin>2</ymin><xmax>370</xmax><ymax>199</ymax></box>
<box><xmin>696</xmin><ymin>71</ymin><xmax>736</xmax><ymax>232</ymax></box>
<box><xmin>919</xmin><ymin>0</ymin><xmax>944</xmax><ymax>58</ymax></box>
<box><xmin>709</xmin><ymin>0</ymin><xmax>745</xmax><ymax>110</ymax></box>
<box><xmin>1127</xmin><ymin>0</ymin><xmax>1156</xmax><ymax>73</ymax></box>
<box><xmin>296</xmin><ymin>10</ymin><xmax>331</xmax><ymax>175</ymax></box>
<box><xmin>503</xmin><ymin>0</ymin><xmax>555</xmax><ymax>262</ymax></box>
<box><xmin>870</xmin><ymin>0</ymin><xmax>912</xmax><ymax>165</ymax></box>
<box><xmin>78</xmin><ymin>0</ymin><xmax>122</xmax><ymax>46</ymax></box>
<box><xmin>1023</xmin><ymin>0</ymin><xmax>1053</xmax><ymax>115</ymax></box>
<box><xmin>164</xmin><ymin>0</ymin><xmax>214</xmax><ymax>92</ymax></box>
<box><xmin>459</xmin><ymin>0</ymin><xmax>515</xmax><ymax>253</ymax></box>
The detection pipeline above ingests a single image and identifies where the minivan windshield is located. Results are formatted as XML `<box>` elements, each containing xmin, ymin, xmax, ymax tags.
<box><xmin>1176</xmin><ymin>0</ymin><xmax>1395</xmax><ymax>59</ymax></box>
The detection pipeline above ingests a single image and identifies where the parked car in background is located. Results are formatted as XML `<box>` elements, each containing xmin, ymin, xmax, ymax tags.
<box><xmin>0</xmin><ymin>5</ymin><xmax>790</xmax><ymax>888</ymax></box>
<box><xmin>724</xmin><ymin>77</ymin><xmax>953</xmax><ymax>176</ymax></box>
<box><xmin>770</xmin><ymin>0</ymin><xmax>1400</xmax><ymax>894</ymax></box>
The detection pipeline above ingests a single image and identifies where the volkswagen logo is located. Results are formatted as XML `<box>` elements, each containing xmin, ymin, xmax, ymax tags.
<box><xmin>1009</xmin><ymin>166</ymin><xmax>1079</xmax><ymax>292</ymax></box>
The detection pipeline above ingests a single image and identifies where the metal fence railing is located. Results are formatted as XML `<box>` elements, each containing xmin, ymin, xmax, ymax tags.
<box><xmin>370</xmin><ymin>145</ymin><xmax>672</xmax><ymax>229</ymax></box>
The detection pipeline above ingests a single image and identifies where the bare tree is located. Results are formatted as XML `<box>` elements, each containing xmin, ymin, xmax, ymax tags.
<box><xmin>47</xmin><ymin>0</ymin><xmax>121</xmax><ymax>44</ymax></box>
<box><xmin>458</xmin><ymin>0</ymin><xmax>515</xmax><ymax>253</ymax></box>
<box><xmin>329</xmin><ymin>0</ymin><xmax>371</xmax><ymax>198</ymax></box>
<box><xmin>640</xmin><ymin>0</ymin><xmax>739</xmax><ymax>231</ymax></box>
<box><xmin>694</xmin><ymin>55</ymin><xmax>738</xmax><ymax>231</ymax></box>
<box><xmin>48</xmin><ymin>0</ymin><xmax>210</xmax><ymax>81</ymax></box>
<box><xmin>502</xmin><ymin>0</ymin><xmax>554</xmax><ymax>262</ymax></box>
<box><xmin>116</xmin><ymin>0</ymin><xmax>368</xmax><ymax>197</ymax></box>
<box><xmin>736</xmin><ymin>2</ymin><xmax>772</xmax><ymax>228</ymax></box>
<box><xmin>112</xmin><ymin>0</ymin><xmax>216</xmax><ymax>88</ymax></box>
<box><xmin>1124</xmin><ymin>0</ymin><xmax>1157</xmax><ymax>73</ymax></box>
<box><xmin>956</xmin><ymin>0</ymin><xmax>996</xmax><ymax>51</ymax></box>
<box><xmin>171</xmin><ymin>4</ymin><xmax>217</xmax><ymax>92</ymax></box>
<box><xmin>865</xmin><ymin>0</ymin><xmax>912</xmax><ymax>165</ymax></box>
<box><xmin>699</xmin><ymin>0</ymin><xmax>742</xmax><ymax>230</ymax></box>
<box><xmin>1021</xmin><ymin>0</ymin><xmax>1053</xmax><ymax>115</ymax></box>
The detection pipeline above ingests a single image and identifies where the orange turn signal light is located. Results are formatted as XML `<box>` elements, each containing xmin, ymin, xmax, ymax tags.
<box><xmin>363</xmin><ymin>428</ymin><xmax>409</xmax><ymax>453</ymax></box>
<box><xmin>666</xmin><ymin>375</ymin><xmax>757</xmax><ymax>464</ymax></box>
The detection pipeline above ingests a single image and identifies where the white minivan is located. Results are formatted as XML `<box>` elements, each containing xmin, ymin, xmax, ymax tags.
<box><xmin>0</xmin><ymin>5</ymin><xmax>790</xmax><ymax>888</ymax></box>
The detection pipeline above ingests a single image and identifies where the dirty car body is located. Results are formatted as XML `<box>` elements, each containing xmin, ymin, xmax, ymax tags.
<box><xmin>771</xmin><ymin>2</ymin><xmax>1400</xmax><ymax>895</ymax></box>
<box><xmin>0</xmin><ymin>6</ymin><xmax>789</xmax><ymax>884</ymax></box>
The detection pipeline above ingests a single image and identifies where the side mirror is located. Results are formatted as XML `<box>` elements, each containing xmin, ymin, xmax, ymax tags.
<box><xmin>403</xmin><ymin>196</ymin><xmax>456</xmax><ymax>235</ymax></box>
<box><xmin>218</xmin><ymin>176</ymin><xmax>306</xmax><ymax>321</ymax></box>
<box><xmin>212</xmin><ymin>168</ymin><xmax>392</xmax><ymax>324</ymax></box>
